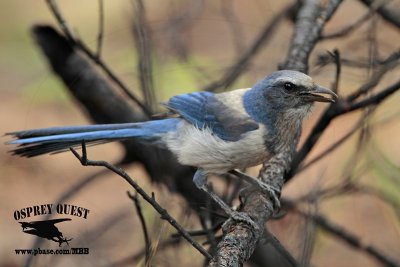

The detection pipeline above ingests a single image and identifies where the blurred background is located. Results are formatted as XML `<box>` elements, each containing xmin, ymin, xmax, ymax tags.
<box><xmin>0</xmin><ymin>1</ymin><xmax>399</xmax><ymax>266</ymax></box>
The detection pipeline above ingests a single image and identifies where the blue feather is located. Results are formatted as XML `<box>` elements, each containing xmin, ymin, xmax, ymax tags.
<box><xmin>165</xmin><ymin>91</ymin><xmax>258</xmax><ymax>141</ymax></box>
<box><xmin>7</xmin><ymin>119</ymin><xmax>180</xmax><ymax>157</ymax></box>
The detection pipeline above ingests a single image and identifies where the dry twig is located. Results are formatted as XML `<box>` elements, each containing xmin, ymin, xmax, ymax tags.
<box><xmin>70</xmin><ymin>141</ymin><xmax>212</xmax><ymax>260</ymax></box>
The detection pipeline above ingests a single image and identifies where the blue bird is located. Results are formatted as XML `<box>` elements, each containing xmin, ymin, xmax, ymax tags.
<box><xmin>7</xmin><ymin>70</ymin><xmax>337</xmax><ymax>224</ymax></box>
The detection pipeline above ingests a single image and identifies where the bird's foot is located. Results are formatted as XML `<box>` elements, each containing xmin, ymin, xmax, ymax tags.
<box><xmin>194</xmin><ymin>169</ymin><xmax>259</xmax><ymax>230</ymax></box>
<box><xmin>232</xmin><ymin>170</ymin><xmax>281</xmax><ymax>211</ymax></box>
<box><xmin>193</xmin><ymin>169</ymin><xmax>207</xmax><ymax>189</ymax></box>
<box><xmin>222</xmin><ymin>210</ymin><xmax>259</xmax><ymax>231</ymax></box>
<box><xmin>256</xmin><ymin>181</ymin><xmax>281</xmax><ymax>211</ymax></box>
<box><xmin>200</xmin><ymin>184</ymin><xmax>259</xmax><ymax>231</ymax></box>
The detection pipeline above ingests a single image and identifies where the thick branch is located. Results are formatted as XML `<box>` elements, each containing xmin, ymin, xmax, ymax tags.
<box><xmin>209</xmin><ymin>1</ymin><xmax>344</xmax><ymax>265</ymax></box>
<box><xmin>46</xmin><ymin>0</ymin><xmax>152</xmax><ymax>116</ymax></box>
<box><xmin>208</xmin><ymin>152</ymin><xmax>289</xmax><ymax>266</ymax></box>
<box><xmin>282</xmin><ymin>0</ymin><xmax>343</xmax><ymax>72</ymax></box>
<box><xmin>31</xmin><ymin>25</ymin><xmax>211</xmax><ymax>216</ymax></box>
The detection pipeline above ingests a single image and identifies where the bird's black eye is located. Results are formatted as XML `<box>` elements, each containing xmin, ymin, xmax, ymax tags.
<box><xmin>284</xmin><ymin>82</ymin><xmax>296</xmax><ymax>90</ymax></box>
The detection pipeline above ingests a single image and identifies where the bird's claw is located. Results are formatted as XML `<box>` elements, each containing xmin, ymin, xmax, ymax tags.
<box><xmin>257</xmin><ymin>182</ymin><xmax>281</xmax><ymax>211</ymax></box>
<box><xmin>222</xmin><ymin>210</ymin><xmax>259</xmax><ymax>231</ymax></box>
<box><xmin>242</xmin><ymin>180</ymin><xmax>281</xmax><ymax>212</ymax></box>
<box><xmin>232</xmin><ymin>170</ymin><xmax>281</xmax><ymax>212</ymax></box>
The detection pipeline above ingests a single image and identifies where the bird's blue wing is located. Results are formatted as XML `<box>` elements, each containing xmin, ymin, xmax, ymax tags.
<box><xmin>165</xmin><ymin>91</ymin><xmax>259</xmax><ymax>141</ymax></box>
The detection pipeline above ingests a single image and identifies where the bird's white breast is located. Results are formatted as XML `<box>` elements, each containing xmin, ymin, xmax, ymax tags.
<box><xmin>163</xmin><ymin>120</ymin><xmax>270</xmax><ymax>174</ymax></box>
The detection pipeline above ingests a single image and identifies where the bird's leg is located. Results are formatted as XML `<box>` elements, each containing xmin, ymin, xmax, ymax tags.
<box><xmin>230</xmin><ymin>169</ymin><xmax>281</xmax><ymax>210</ymax></box>
<box><xmin>193</xmin><ymin>169</ymin><xmax>259</xmax><ymax>230</ymax></box>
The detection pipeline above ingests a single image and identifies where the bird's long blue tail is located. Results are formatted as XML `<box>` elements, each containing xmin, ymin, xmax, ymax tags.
<box><xmin>6</xmin><ymin>118</ymin><xmax>179</xmax><ymax>157</ymax></box>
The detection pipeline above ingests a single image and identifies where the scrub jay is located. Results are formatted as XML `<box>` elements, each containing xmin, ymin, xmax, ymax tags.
<box><xmin>7</xmin><ymin>70</ymin><xmax>337</xmax><ymax>224</ymax></box>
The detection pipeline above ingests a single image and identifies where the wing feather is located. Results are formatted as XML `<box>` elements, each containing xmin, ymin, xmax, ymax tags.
<box><xmin>165</xmin><ymin>91</ymin><xmax>258</xmax><ymax>141</ymax></box>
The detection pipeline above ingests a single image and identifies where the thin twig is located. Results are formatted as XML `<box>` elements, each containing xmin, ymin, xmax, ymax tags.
<box><xmin>297</xmin><ymin>107</ymin><xmax>375</xmax><ymax>174</ymax></box>
<box><xmin>360</xmin><ymin>0</ymin><xmax>400</xmax><ymax>28</ymax></box>
<box><xmin>226</xmin><ymin>174</ymin><xmax>243</xmax><ymax>206</ymax></box>
<box><xmin>161</xmin><ymin>0</ymin><xmax>205</xmax><ymax>61</ymax></box>
<box><xmin>132</xmin><ymin>0</ymin><xmax>156</xmax><ymax>111</ymax></box>
<box><xmin>300</xmin><ymin>210</ymin><xmax>400</xmax><ymax>267</ymax></box>
<box><xmin>203</xmin><ymin>190</ymin><xmax>218</xmax><ymax>254</ymax></box>
<box><xmin>299</xmin><ymin>205</ymin><xmax>317</xmax><ymax>266</ymax></box>
<box><xmin>107</xmin><ymin>237</ymin><xmax>182</xmax><ymax>267</ymax></box>
<box><xmin>346</xmin><ymin>50</ymin><xmax>400</xmax><ymax>102</ymax></box>
<box><xmin>282</xmin><ymin>199</ymin><xmax>400</xmax><ymax>267</ymax></box>
<box><xmin>46</xmin><ymin>0</ymin><xmax>152</xmax><ymax>116</ymax></box>
<box><xmin>220</xmin><ymin>0</ymin><xmax>245</xmax><ymax>55</ymax></box>
<box><xmin>314</xmin><ymin>53</ymin><xmax>398</xmax><ymax>69</ymax></box>
<box><xmin>331</xmin><ymin>49</ymin><xmax>341</xmax><ymax>93</ymax></box>
<box><xmin>127</xmin><ymin>191</ymin><xmax>152</xmax><ymax>266</ymax></box>
<box><xmin>203</xmin><ymin>3</ymin><xmax>293</xmax><ymax>92</ymax></box>
<box><xmin>96</xmin><ymin>0</ymin><xmax>105</xmax><ymax>58</ymax></box>
<box><xmin>321</xmin><ymin>0</ymin><xmax>391</xmax><ymax>40</ymax></box>
<box><xmin>345</xmin><ymin>79</ymin><xmax>400</xmax><ymax>112</ymax></box>
<box><xmin>287</xmin><ymin>53</ymin><xmax>400</xmax><ymax>180</ymax></box>
<box><xmin>263</xmin><ymin>229</ymin><xmax>299</xmax><ymax>267</ymax></box>
<box><xmin>170</xmin><ymin>224</ymin><xmax>221</xmax><ymax>239</ymax></box>
<box><xmin>69</xmin><ymin>141</ymin><xmax>212</xmax><ymax>260</ymax></box>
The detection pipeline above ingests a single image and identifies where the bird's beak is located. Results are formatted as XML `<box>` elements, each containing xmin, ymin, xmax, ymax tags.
<box><xmin>300</xmin><ymin>85</ymin><xmax>338</xmax><ymax>103</ymax></box>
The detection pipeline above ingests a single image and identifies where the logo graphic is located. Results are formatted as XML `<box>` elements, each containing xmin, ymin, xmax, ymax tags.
<box><xmin>19</xmin><ymin>218</ymin><xmax>72</xmax><ymax>246</ymax></box>
<box><xmin>13</xmin><ymin>203</ymin><xmax>91</xmax><ymax>256</ymax></box>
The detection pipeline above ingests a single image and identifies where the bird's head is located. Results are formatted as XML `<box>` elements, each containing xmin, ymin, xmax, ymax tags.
<box><xmin>259</xmin><ymin>70</ymin><xmax>337</xmax><ymax>111</ymax></box>
<box><xmin>244</xmin><ymin>70</ymin><xmax>338</xmax><ymax>129</ymax></box>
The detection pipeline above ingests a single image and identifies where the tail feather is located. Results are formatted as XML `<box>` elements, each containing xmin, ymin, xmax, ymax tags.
<box><xmin>11</xmin><ymin>141</ymin><xmax>79</xmax><ymax>157</ymax></box>
<box><xmin>8</xmin><ymin>123</ymin><xmax>140</xmax><ymax>138</ymax></box>
<box><xmin>7</xmin><ymin>119</ymin><xmax>179</xmax><ymax>157</ymax></box>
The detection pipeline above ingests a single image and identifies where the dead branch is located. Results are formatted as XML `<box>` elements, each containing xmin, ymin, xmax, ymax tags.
<box><xmin>70</xmin><ymin>141</ymin><xmax>212</xmax><ymax>260</ymax></box>
<box><xmin>132</xmin><ymin>0</ymin><xmax>156</xmax><ymax>111</ymax></box>
<box><xmin>31</xmin><ymin>25</ymin><xmax>209</xmax><ymax>219</ymax></box>
<box><xmin>321</xmin><ymin>0</ymin><xmax>391</xmax><ymax>40</ymax></box>
<box><xmin>281</xmin><ymin>0</ymin><xmax>343</xmax><ymax>72</ymax></box>
<box><xmin>208</xmin><ymin>1</ymin><xmax>344</xmax><ymax>265</ymax></box>
<box><xmin>127</xmin><ymin>192</ymin><xmax>152</xmax><ymax>265</ymax></box>
<box><xmin>298</xmin><ymin>208</ymin><xmax>400</xmax><ymax>267</ymax></box>
<box><xmin>24</xmin><ymin>1</ymin><xmax>400</xmax><ymax>266</ymax></box>
<box><xmin>287</xmin><ymin>50</ymin><xmax>400</xmax><ymax>180</ymax></box>
<box><xmin>96</xmin><ymin>0</ymin><xmax>105</xmax><ymax>58</ymax></box>
<box><xmin>45</xmin><ymin>0</ymin><xmax>152</xmax><ymax>116</ymax></box>
<box><xmin>203</xmin><ymin>3</ymin><xmax>294</xmax><ymax>92</ymax></box>
<box><xmin>360</xmin><ymin>0</ymin><xmax>400</xmax><ymax>28</ymax></box>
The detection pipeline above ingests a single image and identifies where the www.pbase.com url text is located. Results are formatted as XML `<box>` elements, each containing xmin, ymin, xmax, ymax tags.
<box><xmin>15</xmin><ymin>248</ymin><xmax>89</xmax><ymax>256</ymax></box>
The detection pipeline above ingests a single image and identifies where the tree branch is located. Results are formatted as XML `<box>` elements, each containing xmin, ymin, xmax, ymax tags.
<box><xmin>208</xmin><ymin>1</ymin><xmax>345</xmax><ymax>265</ymax></box>
<box><xmin>203</xmin><ymin>3</ymin><xmax>294</xmax><ymax>92</ymax></box>
<box><xmin>45</xmin><ymin>0</ymin><xmax>152</xmax><ymax>116</ymax></box>
<box><xmin>70</xmin><ymin>142</ymin><xmax>212</xmax><ymax>260</ymax></box>
<box><xmin>132</xmin><ymin>0</ymin><xmax>156</xmax><ymax>111</ymax></box>
<box><xmin>127</xmin><ymin>191</ymin><xmax>152</xmax><ymax>265</ymax></box>
<box><xmin>31</xmin><ymin>25</ymin><xmax>208</xmax><ymax>218</ymax></box>
<box><xmin>302</xmin><ymin>210</ymin><xmax>399</xmax><ymax>267</ymax></box>
<box><xmin>287</xmin><ymin>50</ymin><xmax>400</xmax><ymax>180</ymax></box>
<box><xmin>281</xmin><ymin>0</ymin><xmax>343</xmax><ymax>72</ymax></box>
<box><xmin>95</xmin><ymin>0</ymin><xmax>105</xmax><ymax>58</ymax></box>
<box><xmin>360</xmin><ymin>0</ymin><xmax>400</xmax><ymax>28</ymax></box>
<box><xmin>321</xmin><ymin>0</ymin><xmax>390</xmax><ymax>40</ymax></box>
<box><xmin>208</xmin><ymin>151</ymin><xmax>289</xmax><ymax>266</ymax></box>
